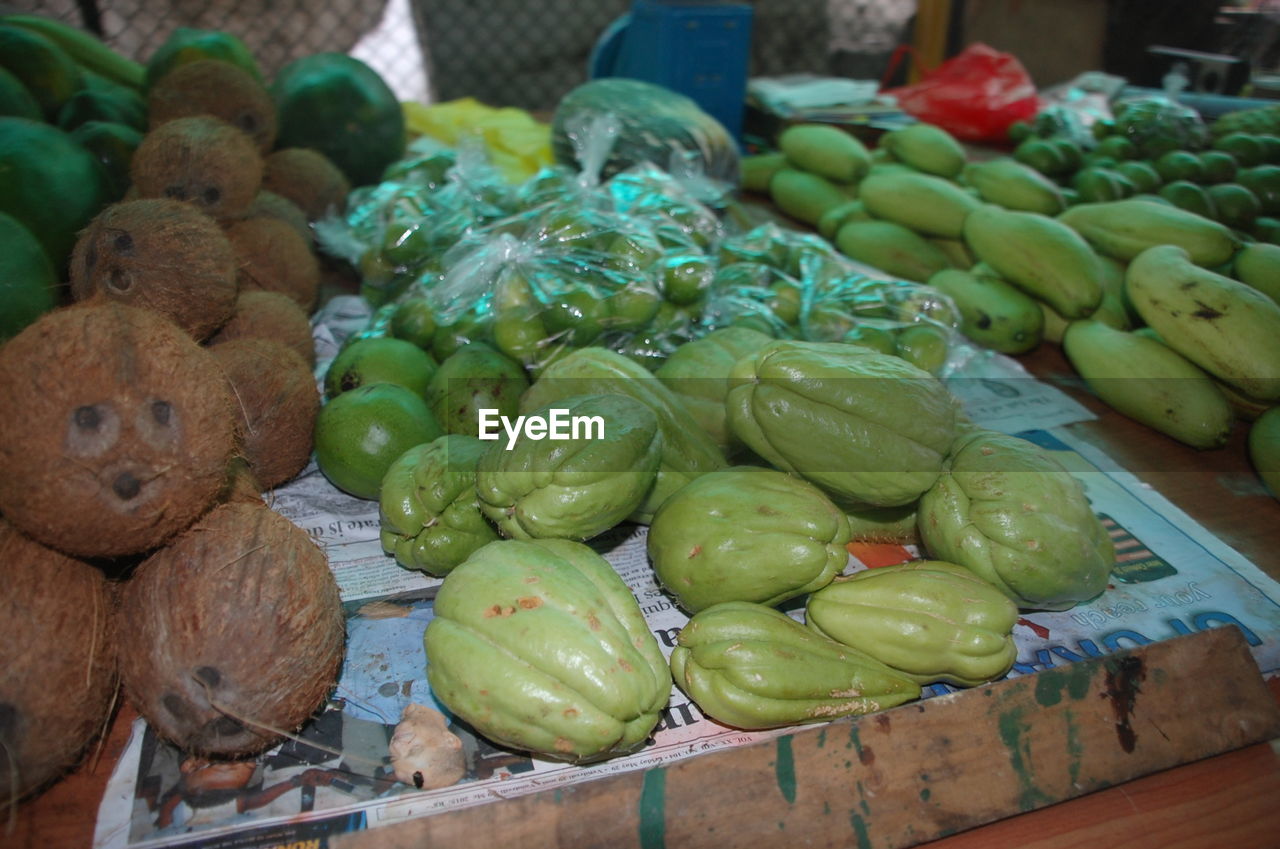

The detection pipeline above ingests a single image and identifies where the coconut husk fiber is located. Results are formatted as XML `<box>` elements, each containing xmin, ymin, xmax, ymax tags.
<box><xmin>116</xmin><ymin>500</ymin><xmax>345</xmax><ymax>757</ymax></box>
<box><xmin>0</xmin><ymin>302</ymin><xmax>239</xmax><ymax>558</ymax></box>
<box><xmin>243</xmin><ymin>190</ymin><xmax>312</xmax><ymax>246</ymax></box>
<box><xmin>207</xmin><ymin>289</ymin><xmax>316</xmax><ymax>367</ymax></box>
<box><xmin>131</xmin><ymin>115</ymin><xmax>263</xmax><ymax>221</ymax></box>
<box><xmin>148</xmin><ymin>59</ymin><xmax>278</xmax><ymax>155</ymax></box>
<box><xmin>261</xmin><ymin>147</ymin><xmax>351</xmax><ymax>221</ymax></box>
<box><xmin>0</xmin><ymin>519</ymin><xmax>117</xmax><ymax>805</ymax></box>
<box><xmin>68</xmin><ymin>198</ymin><xmax>239</xmax><ymax>341</ymax></box>
<box><xmin>210</xmin><ymin>338</ymin><xmax>319</xmax><ymax>491</ymax></box>
<box><xmin>223</xmin><ymin>216</ymin><xmax>320</xmax><ymax>313</ymax></box>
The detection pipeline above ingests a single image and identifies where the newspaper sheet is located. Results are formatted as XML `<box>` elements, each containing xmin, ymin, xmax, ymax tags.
<box><xmin>93</xmin><ymin>298</ymin><xmax>1280</xmax><ymax>849</ymax></box>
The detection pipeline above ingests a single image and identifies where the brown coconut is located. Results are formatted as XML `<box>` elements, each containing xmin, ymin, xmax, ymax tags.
<box><xmin>243</xmin><ymin>190</ymin><xmax>312</xmax><ymax>245</ymax></box>
<box><xmin>219</xmin><ymin>457</ymin><xmax>266</xmax><ymax>505</ymax></box>
<box><xmin>0</xmin><ymin>302</ymin><xmax>239</xmax><ymax>558</ymax></box>
<box><xmin>148</xmin><ymin>59</ymin><xmax>278</xmax><ymax>154</ymax></box>
<box><xmin>68</xmin><ymin>198</ymin><xmax>239</xmax><ymax>341</ymax></box>
<box><xmin>261</xmin><ymin>148</ymin><xmax>351</xmax><ymax>221</ymax></box>
<box><xmin>0</xmin><ymin>519</ymin><xmax>118</xmax><ymax>803</ymax></box>
<box><xmin>116</xmin><ymin>500</ymin><xmax>345</xmax><ymax>757</ymax></box>
<box><xmin>210</xmin><ymin>338</ymin><xmax>320</xmax><ymax>490</ymax></box>
<box><xmin>223</xmin><ymin>216</ymin><xmax>321</xmax><ymax>313</ymax></box>
<box><xmin>131</xmin><ymin>115</ymin><xmax>263</xmax><ymax>221</ymax></box>
<box><xmin>207</xmin><ymin>289</ymin><xmax>316</xmax><ymax>366</ymax></box>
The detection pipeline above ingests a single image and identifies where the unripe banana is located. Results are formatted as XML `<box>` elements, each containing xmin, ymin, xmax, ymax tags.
<box><xmin>1126</xmin><ymin>244</ymin><xmax>1280</xmax><ymax>400</ymax></box>
<box><xmin>1059</xmin><ymin>199</ymin><xmax>1243</xmax><ymax>267</ymax></box>
<box><xmin>927</xmin><ymin>268</ymin><xmax>1043</xmax><ymax>354</ymax></box>
<box><xmin>879</xmin><ymin>123</ymin><xmax>967</xmax><ymax>178</ymax></box>
<box><xmin>860</xmin><ymin>171</ymin><xmax>980</xmax><ymax>238</ymax></box>
<box><xmin>963</xmin><ymin>205</ymin><xmax>1105</xmax><ymax>318</ymax></box>
<box><xmin>962</xmin><ymin>157</ymin><xmax>1066</xmax><ymax>215</ymax></box>
<box><xmin>1063</xmin><ymin>319</ymin><xmax>1233</xmax><ymax>449</ymax></box>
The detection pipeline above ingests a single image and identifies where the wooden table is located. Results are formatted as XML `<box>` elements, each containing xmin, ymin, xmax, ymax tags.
<box><xmin>10</xmin><ymin>344</ymin><xmax>1280</xmax><ymax>849</ymax></box>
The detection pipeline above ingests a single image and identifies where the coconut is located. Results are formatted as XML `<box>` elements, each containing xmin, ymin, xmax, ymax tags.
<box><xmin>261</xmin><ymin>148</ymin><xmax>351</xmax><ymax>221</ymax></box>
<box><xmin>0</xmin><ymin>519</ymin><xmax>117</xmax><ymax>803</ymax></box>
<box><xmin>210</xmin><ymin>338</ymin><xmax>320</xmax><ymax>490</ymax></box>
<box><xmin>207</xmin><ymin>290</ymin><xmax>316</xmax><ymax>366</ymax></box>
<box><xmin>0</xmin><ymin>302</ymin><xmax>239</xmax><ymax>558</ymax></box>
<box><xmin>130</xmin><ymin>115</ymin><xmax>263</xmax><ymax>221</ymax></box>
<box><xmin>223</xmin><ymin>216</ymin><xmax>320</xmax><ymax>313</ymax></box>
<box><xmin>68</xmin><ymin>198</ymin><xmax>239</xmax><ymax>341</ymax></box>
<box><xmin>243</xmin><ymin>190</ymin><xmax>312</xmax><ymax>245</ymax></box>
<box><xmin>219</xmin><ymin>457</ymin><xmax>266</xmax><ymax>505</ymax></box>
<box><xmin>116</xmin><ymin>500</ymin><xmax>345</xmax><ymax>757</ymax></box>
<box><xmin>148</xmin><ymin>59</ymin><xmax>278</xmax><ymax>154</ymax></box>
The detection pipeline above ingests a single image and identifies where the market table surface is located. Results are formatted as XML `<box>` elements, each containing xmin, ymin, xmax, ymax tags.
<box><xmin>9</xmin><ymin>342</ymin><xmax>1280</xmax><ymax>849</ymax></box>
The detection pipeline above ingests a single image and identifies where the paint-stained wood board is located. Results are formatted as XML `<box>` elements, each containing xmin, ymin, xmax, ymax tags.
<box><xmin>333</xmin><ymin>626</ymin><xmax>1280</xmax><ymax>849</ymax></box>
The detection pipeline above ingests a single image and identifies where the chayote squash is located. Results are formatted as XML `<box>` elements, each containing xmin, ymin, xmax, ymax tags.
<box><xmin>726</xmin><ymin>340</ymin><xmax>960</xmax><ymax>508</ymax></box>
<box><xmin>379</xmin><ymin>434</ymin><xmax>500</xmax><ymax>576</ymax></box>
<box><xmin>670</xmin><ymin>601</ymin><xmax>920</xmax><ymax>730</ymax></box>
<box><xmin>424</xmin><ymin>538</ymin><xmax>671</xmax><ymax>763</ymax></box>
<box><xmin>520</xmin><ymin>346</ymin><xmax>728</xmax><ymax>522</ymax></box>
<box><xmin>806</xmin><ymin>560</ymin><xmax>1018</xmax><ymax>687</ymax></box>
<box><xmin>475</xmin><ymin>393</ymin><xmax>662</xmax><ymax>541</ymax></box>
<box><xmin>918</xmin><ymin>429</ymin><xmax>1114</xmax><ymax>611</ymax></box>
<box><xmin>654</xmin><ymin>326</ymin><xmax>774</xmax><ymax>457</ymax></box>
<box><xmin>844</xmin><ymin>501</ymin><xmax>920</xmax><ymax>544</ymax></box>
<box><xmin>648</xmin><ymin>466</ymin><xmax>850</xmax><ymax>613</ymax></box>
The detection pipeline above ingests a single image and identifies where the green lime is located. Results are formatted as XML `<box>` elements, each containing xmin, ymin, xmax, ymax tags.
<box><xmin>1238</xmin><ymin>165</ymin><xmax>1280</xmax><ymax>216</ymax></box>
<box><xmin>1049</xmin><ymin>137</ymin><xmax>1084</xmax><ymax>172</ymax></box>
<box><xmin>1253</xmin><ymin>216</ymin><xmax>1280</xmax><ymax>244</ymax></box>
<box><xmin>1091</xmin><ymin>119</ymin><xmax>1116</xmax><ymax>141</ymax></box>
<box><xmin>491</xmin><ymin>307</ymin><xmax>548</xmax><ymax>365</ymax></box>
<box><xmin>1083</xmin><ymin>154</ymin><xmax>1118</xmax><ymax>170</ymax></box>
<box><xmin>0</xmin><ymin>210</ymin><xmax>58</xmax><ymax>341</ymax></box>
<box><xmin>314</xmin><ymin>382</ymin><xmax>443</xmax><ymax>500</ymax></box>
<box><xmin>1072</xmin><ymin>167</ymin><xmax>1130</xmax><ymax>202</ymax></box>
<box><xmin>323</xmin><ymin>336</ymin><xmax>439</xmax><ymax>399</ymax></box>
<box><xmin>1158</xmin><ymin>180</ymin><xmax>1216</xmax><ymax>219</ymax></box>
<box><xmin>1258</xmin><ymin>134</ymin><xmax>1280</xmax><ymax>163</ymax></box>
<box><xmin>603</xmin><ymin>231</ymin><xmax>662</xmax><ymax>272</ymax></box>
<box><xmin>1007</xmin><ymin>120</ymin><xmax>1032</xmax><ymax>144</ymax></box>
<box><xmin>1206</xmin><ymin>183</ymin><xmax>1262</xmax><ymax>229</ymax></box>
<box><xmin>895</xmin><ymin>324</ymin><xmax>949</xmax><ymax>375</ymax></box>
<box><xmin>1115</xmin><ymin>160</ymin><xmax>1162</xmax><ymax>193</ymax></box>
<box><xmin>842</xmin><ymin>324</ymin><xmax>897</xmax><ymax>356</ymax></box>
<box><xmin>1014</xmin><ymin>138</ymin><xmax>1069</xmax><ymax>175</ymax></box>
<box><xmin>661</xmin><ymin>256</ymin><xmax>714</xmax><ymax>305</ymax></box>
<box><xmin>1154</xmin><ymin>150</ymin><xmax>1205</xmax><ymax>183</ymax></box>
<box><xmin>1197</xmin><ymin>150</ymin><xmax>1239</xmax><ymax>184</ymax></box>
<box><xmin>0</xmin><ymin>66</ymin><xmax>40</xmax><ymax>121</ymax></box>
<box><xmin>430</xmin><ymin>313</ymin><xmax>486</xmax><ymax>362</ymax></box>
<box><xmin>1095</xmin><ymin>135</ymin><xmax>1137</xmax><ymax>161</ymax></box>
<box><xmin>607</xmin><ymin>284</ymin><xmax>662</xmax><ymax>331</ymax></box>
<box><xmin>542</xmin><ymin>286</ymin><xmax>607</xmax><ymax>346</ymax></box>
<box><xmin>388</xmin><ymin>296</ymin><xmax>439</xmax><ymax>349</ymax></box>
<box><xmin>1213</xmin><ymin>133</ymin><xmax>1266</xmax><ymax>167</ymax></box>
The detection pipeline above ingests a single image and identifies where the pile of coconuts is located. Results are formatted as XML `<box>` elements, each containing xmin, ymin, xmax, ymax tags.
<box><xmin>0</xmin><ymin>49</ymin><xmax>358</xmax><ymax>809</ymax></box>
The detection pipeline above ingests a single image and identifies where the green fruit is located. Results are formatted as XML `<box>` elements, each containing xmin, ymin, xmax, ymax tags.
<box><xmin>272</xmin><ymin>53</ymin><xmax>405</xmax><ymax>187</ymax></box>
<box><xmin>388</xmin><ymin>296</ymin><xmax>439</xmax><ymax>349</ymax></box>
<box><xmin>926</xmin><ymin>268</ymin><xmax>1043</xmax><ymax>355</ymax></box>
<box><xmin>1008</xmin><ymin>120</ymin><xmax>1033</xmax><ymax>143</ymax></box>
<box><xmin>0</xmin><ymin>211</ymin><xmax>58</xmax><ymax>342</ymax></box>
<box><xmin>1158</xmin><ymin>179</ymin><xmax>1216</xmax><ymax>218</ymax></box>
<box><xmin>1094</xmin><ymin>135</ymin><xmax>1137</xmax><ymax>161</ymax></box>
<box><xmin>1249</xmin><ymin>407</ymin><xmax>1280</xmax><ymax>499</ymax></box>
<box><xmin>379</xmin><ymin>435</ymin><xmax>500</xmax><ymax>575</ymax></box>
<box><xmin>69</xmin><ymin>120</ymin><xmax>141</xmax><ymax>202</ymax></box>
<box><xmin>1014</xmin><ymin>137</ymin><xmax>1069</xmax><ymax>175</ymax></box>
<box><xmin>858</xmin><ymin>171</ymin><xmax>981</xmax><ymax>239</ymax></box>
<box><xmin>778</xmin><ymin>123</ymin><xmax>871</xmax><ymax>183</ymax></box>
<box><xmin>962</xmin><ymin>157</ymin><xmax>1066</xmax><ymax>216</ymax></box>
<box><xmin>0</xmin><ymin>116</ymin><xmax>105</xmax><ymax>270</ymax></box>
<box><xmin>0</xmin><ymin>66</ymin><xmax>40</xmax><ymax>121</ymax></box>
<box><xmin>314</xmin><ymin>382</ymin><xmax>444</xmax><ymax>500</ymax></box>
<box><xmin>604</xmin><ymin>284</ymin><xmax>661</xmax><ymax>332</ymax></box>
<box><xmin>1154</xmin><ymin>150</ymin><xmax>1205</xmax><ymax>183</ymax></box>
<box><xmin>1234</xmin><ymin>242</ymin><xmax>1280</xmax><ymax>304</ymax></box>
<box><xmin>1058</xmin><ymin>198</ymin><xmax>1241</xmax><ymax>267</ymax></box>
<box><xmin>144</xmin><ymin>27</ymin><xmax>263</xmax><ymax>88</ymax></box>
<box><xmin>841</xmin><ymin>325</ymin><xmax>898</xmax><ymax>356</ymax></box>
<box><xmin>834</xmin><ymin>219</ymin><xmax>951</xmax><ymax>283</ymax></box>
<box><xmin>806</xmin><ymin>560</ymin><xmax>1018</xmax><ymax>687</ymax></box>
<box><xmin>726</xmin><ymin>340</ymin><xmax>959</xmax><ymax>508</ymax></box>
<box><xmin>769</xmin><ymin>167</ymin><xmax>854</xmax><ymax>226</ymax></box>
<box><xmin>879</xmin><ymin>122</ymin><xmax>966</xmax><ymax>178</ymax></box>
<box><xmin>1256</xmin><ymin>216</ymin><xmax>1280</xmax><ymax>244</ymax></box>
<box><xmin>1238</xmin><ymin>164</ymin><xmax>1280</xmax><ymax>216</ymax></box>
<box><xmin>894</xmin><ymin>323</ymin><xmax>950</xmax><ymax>375</ymax></box>
<box><xmin>475</xmin><ymin>393</ymin><xmax>662</xmax><ymax>541</ymax></box>
<box><xmin>424</xmin><ymin>538</ymin><xmax>671</xmax><ymax>763</ymax></box>
<box><xmin>649</xmin><ymin>466</ymin><xmax>849</xmax><ymax>612</ymax></box>
<box><xmin>1214</xmin><ymin>132</ymin><xmax>1266</xmax><ymax>167</ymax></box>
<box><xmin>324</xmin><ymin>336</ymin><xmax>438</xmax><ymax>399</ymax></box>
<box><xmin>660</xmin><ymin>255</ymin><xmax>714</xmax><ymax>306</ymax></box>
<box><xmin>1207</xmin><ymin>183</ymin><xmax>1262</xmax><ymax>230</ymax></box>
<box><xmin>1114</xmin><ymin>160</ymin><xmax>1162</xmax><ymax>193</ymax></box>
<box><xmin>669</xmin><ymin>601</ymin><xmax>920</xmax><ymax>730</ymax></box>
<box><xmin>426</xmin><ymin>341</ymin><xmax>529</xmax><ymax>438</ymax></box>
<box><xmin>0</xmin><ymin>24</ymin><xmax>83</xmax><ymax>120</ymax></box>
<box><xmin>1198</xmin><ymin>150</ymin><xmax>1239</xmax><ymax>184</ymax></box>
<box><xmin>918</xmin><ymin>428</ymin><xmax>1114</xmax><ymax>610</ymax></box>
<box><xmin>1072</xmin><ymin>167</ymin><xmax>1130</xmax><ymax>202</ymax></box>
<box><xmin>56</xmin><ymin>84</ymin><xmax>145</xmax><ymax>133</ymax></box>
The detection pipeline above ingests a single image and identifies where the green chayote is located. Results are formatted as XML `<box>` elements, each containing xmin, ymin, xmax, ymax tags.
<box><xmin>648</xmin><ymin>466</ymin><xmax>850</xmax><ymax>613</ymax></box>
<box><xmin>475</xmin><ymin>393</ymin><xmax>662</xmax><ymax>540</ymax></box>
<box><xmin>726</xmin><ymin>340</ymin><xmax>960</xmax><ymax>508</ymax></box>
<box><xmin>379</xmin><ymin>435</ymin><xmax>499</xmax><ymax>576</ymax></box>
<box><xmin>670</xmin><ymin>601</ymin><xmax>920</xmax><ymax>730</ymax></box>
<box><xmin>918</xmin><ymin>429</ymin><xmax>1115</xmax><ymax>611</ymax></box>
<box><xmin>424</xmin><ymin>539</ymin><xmax>671</xmax><ymax>762</ymax></box>
<box><xmin>806</xmin><ymin>560</ymin><xmax>1018</xmax><ymax>687</ymax></box>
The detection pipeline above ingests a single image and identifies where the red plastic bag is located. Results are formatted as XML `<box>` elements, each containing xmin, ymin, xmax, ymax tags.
<box><xmin>881</xmin><ymin>43</ymin><xmax>1040</xmax><ymax>143</ymax></box>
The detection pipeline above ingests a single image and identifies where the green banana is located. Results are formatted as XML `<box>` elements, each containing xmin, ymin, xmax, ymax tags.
<box><xmin>927</xmin><ymin>268</ymin><xmax>1044</xmax><ymax>354</ymax></box>
<box><xmin>962</xmin><ymin>157</ymin><xmax>1067</xmax><ymax>216</ymax></box>
<box><xmin>1059</xmin><ymin>198</ymin><xmax>1242</xmax><ymax>267</ymax></box>
<box><xmin>1233</xmin><ymin>242</ymin><xmax>1280</xmax><ymax>304</ymax></box>
<box><xmin>858</xmin><ymin>171</ymin><xmax>981</xmax><ymax>238</ymax></box>
<box><xmin>2</xmin><ymin>14</ymin><xmax>144</xmax><ymax>90</ymax></box>
<box><xmin>1062</xmin><ymin>319</ymin><xmax>1234</xmax><ymax>449</ymax></box>
<box><xmin>879</xmin><ymin>123</ymin><xmax>966</xmax><ymax>178</ymax></box>
<box><xmin>963</xmin><ymin>204</ymin><xmax>1105</xmax><ymax>318</ymax></box>
<box><xmin>1125</xmin><ymin>245</ymin><xmax>1280</xmax><ymax>401</ymax></box>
